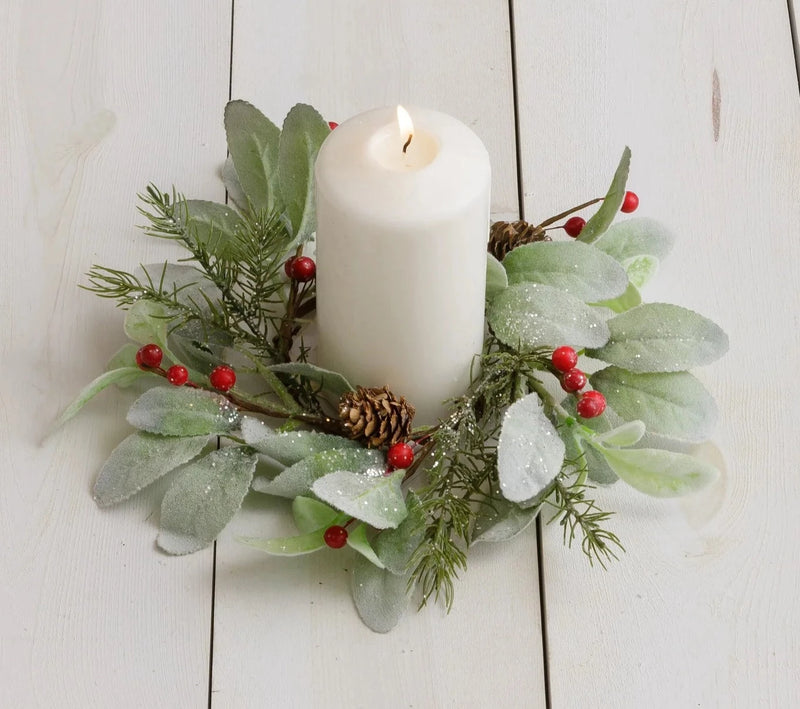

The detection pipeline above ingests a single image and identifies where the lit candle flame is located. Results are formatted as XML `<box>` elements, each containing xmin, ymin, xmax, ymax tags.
<box><xmin>397</xmin><ymin>105</ymin><xmax>413</xmax><ymax>153</ymax></box>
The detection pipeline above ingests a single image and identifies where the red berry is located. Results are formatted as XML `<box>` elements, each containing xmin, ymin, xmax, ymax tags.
<box><xmin>551</xmin><ymin>346</ymin><xmax>578</xmax><ymax>373</ymax></box>
<box><xmin>564</xmin><ymin>216</ymin><xmax>586</xmax><ymax>238</ymax></box>
<box><xmin>323</xmin><ymin>525</ymin><xmax>348</xmax><ymax>549</ymax></box>
<box><xmin>328</xmin><ymin>121</ymin><xmax>339</xmax><ymax>130</ymax></box>
<box><xmin>576</xmin><ymin>390</ymin><xmax>606</xmax><ymax>418</ymax></box>
<box><xmin>209</xmin><ymin>365</ymin><xmax>236</xmax><ymax>391</ymax></box>
<box><xmin>561</xmin><ymin>368</ymin><xmax>587</xmax><ymax>393</ymax></box>
<box><xmin>167</xmin><ymin>365</ymin><xmax>189</xmax><ymax>386</ymax></box>
<box><xmin>621</xmin><ymin>191</ymin><xmax>639</xmax><ymax>213</ymax></box>
<box><xmin>387</xmin><ymin>442</ymin><xmax>414</xmax><ymax>469</ymax></box>
<box><xmin>283</xmin><ymin>256</ymin><xmax>296</xmax><ymax>277</ymax></box>
<box><xmin>289</xmin><ymin>256</ymin><xmax>316</xmax><ymax>282</ymax></box>
<box><xmin>135</xmin><ymin>344</ymin><xmax>163</xmax><ymax>369</ymax></box>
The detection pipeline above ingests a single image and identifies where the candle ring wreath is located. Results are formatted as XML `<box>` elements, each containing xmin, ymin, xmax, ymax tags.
<box><xmin>59</xmin><ymin>102</ymin><xmax>728</xmax><ymax>633</ymax></box>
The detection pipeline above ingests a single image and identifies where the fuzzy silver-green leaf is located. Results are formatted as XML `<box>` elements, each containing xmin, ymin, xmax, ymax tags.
<box><xmin>157</xmin><ymin>446</ymin><xmax>258</xmax><ymax>554</ymax></box>
<box><xmin>351</xmin><ymin>556</ymin><xmax>410</xmax><ymax>633</ymax></box>
<box><xmin>312</xmin><ymin>469</ymin><xmax>407</xmax><ymax>529</ymax></box>
<box><xmin>240</xmin><ymin>416</ymin><xmax>359</xmax><ymax>465</ymax></box>
<box><xmin>578</xmin><ymin>147</ymin><xmax>631</xmax><ymax>243</ymax></box>
<box><xmin>127</xmin><ymin>386</ymin><xmax>241</xmax><ymax>436</ymax></box>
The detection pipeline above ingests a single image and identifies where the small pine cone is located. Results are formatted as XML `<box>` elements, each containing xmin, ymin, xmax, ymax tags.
<box><xmin>488</xmin><ymin>219</ymin><xmax>550</xmax><ymax>261</ymax></box>
<box><xmin>338</xmin><ymin>386</ymin><xmax>415</xmax><ymax>449</ymax></box>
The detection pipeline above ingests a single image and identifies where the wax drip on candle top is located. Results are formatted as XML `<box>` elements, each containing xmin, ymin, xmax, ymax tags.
<box><xmin>397</xmin><ymin>105</ymin><xmax>414</xmax><ymax>154</ymax></box>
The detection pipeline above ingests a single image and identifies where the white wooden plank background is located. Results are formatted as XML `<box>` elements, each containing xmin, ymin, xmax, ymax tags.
<box><xmin>2</xmin><ymin>1</ymin><xmax>799</xmax><ymax>707</ymax></box>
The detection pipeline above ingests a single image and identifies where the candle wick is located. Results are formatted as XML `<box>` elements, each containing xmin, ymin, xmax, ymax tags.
<box><xmin>402</xmin><ymin>133</ymin><xmax>413</xmax><ymax>154</ymax></box>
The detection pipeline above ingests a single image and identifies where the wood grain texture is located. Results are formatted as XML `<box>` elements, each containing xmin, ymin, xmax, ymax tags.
<box><xmin>513</xmin><ymin>1</ymin><xmax>800</xmax><ymax>706</ymax></box>
<box><xmin>0</xmin><ymin>1</ymin><xmax>230</xmax><ymax>705</ymax></box>
<box><xmin>211</xmin><ymin>2</ymin><xmax>546</xmax><ymax>707</ymax></box>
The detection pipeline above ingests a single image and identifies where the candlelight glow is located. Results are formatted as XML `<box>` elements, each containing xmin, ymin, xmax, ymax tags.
<box><xmin>396</xmin><ymin>105</ymin><xmax>414</xmax><ymax>152</ymax></box>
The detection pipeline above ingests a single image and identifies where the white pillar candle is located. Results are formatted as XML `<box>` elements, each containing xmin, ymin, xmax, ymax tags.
<box><xmin>314</xmin><ymin>106</ymin><xmax>490</xmax><ymax>424</ymax></box>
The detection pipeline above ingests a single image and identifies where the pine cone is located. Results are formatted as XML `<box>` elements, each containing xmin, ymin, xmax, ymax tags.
<box><xmin>338</xmin><ymin>386</ymin><xmax>415</xmax><ymax>449</ymax></box>
<box><xmin>488</xmin><ymin>219</ymin><xmax>550</xmax><ymax>261</ymax></box>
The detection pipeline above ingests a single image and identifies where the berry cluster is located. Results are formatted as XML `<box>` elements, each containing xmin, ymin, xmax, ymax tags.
<box><xmin>134</xmin><ymin>344</ymin><xmax>237</xmax><ymax>392</ymax></box>
<box><xmin>550</xmin><ymin>345</ymin><xmax>606</xmax><ymax>418</ymax></box>
<box><xmin>562</xmin><ymin>190</ymin><xmax>638</xmax><ymax>239</ymax></box>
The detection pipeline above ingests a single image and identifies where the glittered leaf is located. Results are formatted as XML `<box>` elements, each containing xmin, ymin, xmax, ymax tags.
<box><xmin>124</xmin><ymin>299</ymin><xmax>170</xmax><ymax>350</ymax></box>
<box><xmin>596</xmin><ymin>445</ymin><xmax>719</xmax><ymax>497</ymax></box>
<box><xmin>238</xmin><ymin>529</ymin><xmax>327</xmax><ymax>556</ymax></box>
<box><xmin>497</xmin><ymin>393</ymin><xmax>566</xmax><ymax>504</ymax></box>
<box><xmin>106</xmin><ymin>343</ymin><xmax>141</xmax><ymax>374</ymax></box>
<box><xmin>485</xmin><ymin>252</ymin><xmax>508</xmax><ymax>301</ymax></box>
<box><xmin>179</xmin><ymin>200</ymin><xmax>246</xmax><ymax>258</ymax></box>
<box><xmin>240</xmin><ymin>416</ymin><xmax>359</xmax><ymax>465</ymax></box>
<box><xmin>488</xmin><ymin>283</ymin><xmax>610</xmax><ymax>351</ymax></box>
<box><xmin>278</xmin><ymin>103</ymin><xmax>330</xmax><ymax>240</ymax></box>
<box><xmin>578</xmin><ymin>147</ymin><xmax>631</xmax><ymax>243</ymax></box>
<box><xmin>582</xmin><ymin>440</ymin><xmax>619</xmax><ymax>484</ymax></box>
<box><xmin>593</xmin><ymin>217</ymin><xmax>675</xmax><ymax>262</ymax></box>
<box><xmin>93</xmin><ymin>432</ymin><xmax>209</xmax><ymax>507</ymax></box>
<box><xmin>351</xmin><ymin>555</ymin><xmax>410</xmax><ymax>633</ymax></box>
<box><xmin>503</xmin><ymin>241</ymin><xmax>628</xmax><ymax>302</ymax></box>
<box><xmin>253</xmin><ymin>448</ymin><xmax>383</xmax><ymax>499</ymax></box>
<box><xmin>267</xmin><ymin>362</ymin><xmax>354</xmax><ymax>397</ymax></box>
<box><xmin>593</xmin><ymin>281</ymin><xmax>641</xmax><ymax>314</ymax></box>
<box><xmin>157</xmin><ymin>446</ymin><xmax>258</xmax><ymax>554</ymax></box>
<box><xmin>292</xmin><ymin>496</ymin><xmax>339</xmax><ymax>533</ymax></box>
<box><xmin>587</xmin><ymin>303</ymin><xmax>729</xmax><ymax>372</ymax></box>
<box><xmin>347</xmin><ymin>524</ymin><xmax>385</xmax><ymax>568</ymax></box>
<box><xmin>622</xmin><ymin>254</ymin><xmax>659</xmax><ymax>290</ymax></box>
<box><xmin>127</xmin><ymin>386</ymin><xmax>241</xmax><ymax>436</ymax></box>
<box><xmin>224</xmin><ymin>100</ymin><xmax>281</xmax><ymax>214</ymax></box>
<box><xmin>472</xmin><ymin>496</ymin><xmax>539</xmax><ymax>543</ymax></box>
<box><xmin>590</xmin><ymin>366</ymin><xmax>717</xmax><ymax>442</ymax></box>
<box><xmin>57</xmin><ymin>367</ymin><xmax>144</xmax><ymax>427</ymax></box>
<box><xmin>374</xmin><ymin>493</ymin><xmax>424</xmax><ymax>575</ymax></box>
<box><xmin>312</xmin><ymin>469</ymin><xmax>407</xmax><ymax>529</ymax></box>
<box><xmin>592</xmin><ymin>419</ymin><xmax>646</xmax><ymax>447</ymax></box>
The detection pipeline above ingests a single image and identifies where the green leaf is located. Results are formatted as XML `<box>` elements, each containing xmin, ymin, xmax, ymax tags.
<box><xmin>312</xmin><ymin>469</ymin><xmax>407</xmax><ymax>529</ymax></box>
<box><xmin>57</xmin><ymin>367</ymin><xmax>144</xmax><ymax>427</ymax></box>
<box><xmin>593</xmin><ymin>281</ymin><xmax>641</xmax><ymax>314</ymax></box>
<box><xmin>224</xmin><ymin>100</ymin><xmax>281</xmax><ymax>214</ymax></box>
<box><xmin>347</xmin><ymin>524</ymin><xmax>385</xmax><ymax>568</ymax></box>
<box><xmin>497</xmin><ymin>393</ymin><xmax>566</xmax><ymax>504</ymax></box>
<box><xmin>582</xmin><ymin>440</ymin><xmax>619</xmax><ymax>484</ymax></box>
<box><xmin>124</xmin><ymin>299</ymin><xmax>170</xmax><ymax>349</ymax></box>
<box><xmin>590</xmin><ymin>366</ymin><xmax>717</xmax><ymax>442</ymax></box>
<box><xmin>472</xmin><ymin>496</ymin><xmax>539</xmax><ymax>543</ymax></box>
<box><xmin>592</xmin><ymin>419</ymin><xmax>646</xmax><ymax>447</ymax></box>
<box><xmin>485</xmin><ymin>252</ymin><xmax>508</xmax><ymax>301</ymax></box>
<box><xmin>240</xmin><ymin>416</ymin><xmax>359</xmax><ymax>465</ymax></box>
<box><xmin>292</xmin><ymin>496</ymin><xmax>339</xmax><ymax>534</ymax></box>
<box><xmin>105</xmin><ymin>343</ymin><xmax>141</xmax><ymax>375</ymax></box>
<box><xmin>239</xmin><ymin>529</ymin><xmax>327</xmax><ymax>556</ymax></box>
<box><xmin>596</xmin><ymin>445</ymin><xmax>719</xmax><ymax>497</ymax></box>
<box><xmin>221</xmin><ymin>156</ymin><xmax>248</xmax><ymax>212</ymax></box>
<box><xmin>488</xmin><ymin>283</ymin><xmax>610</xmax><ymax>351</ymax></box>
<box><xmin>503</xmin><ymin>241</ymin><xmax>628</xmax><ymax>302</ymax></box>
<box><xmin>252</xmin><ymin>447</ymin><xmax>383</xmax><ymax>499</ymax></box>
<box><xmin>93</xmin><ymin>432</ymin><xmax>209</xmax><ymax>507</ymax></box>
<box><xmin>158</xmin><ymin>446</ymin><xmax>258</xmax><ymax>554</ymax></box>
<box><xmin>181</xmin><ymin>200</ymin><xmax>246</xmax><ymax>258</ymax></box>
<box><xmin>578</xmin><ymin>147</ymin><xmax>631</xmax><ymax>243</ymax></box>
<box><xmin>593</xmin><ymin>217</ymin><xmax>675</xmax><ymax>262</ymax></box>
<box><xmin>127</xmin><ymin>386</ymin><xmax>241</xmax><ymax>436</ymax></box>
<box><xmin>267</xmin><ymin>362</ymin><xmax>354</xmax><ymax>397</ymax></box>
<box><xmin>587</xmin><ymin>303</ymin><xmax>729</xmax><ymax>372</ymax></box>
<box><xmin>351</xmin><ymin>555</ymin><xmax>410</xmax><ymax>633</ymax></box>
<box><xmin>277</xmin><ymin>103</ymin><xmax>330</xmax><ymax>240</ymax></box>
<box><xmin>374</xmin><ymin>493</ymin><xmax>424</xmax><ymax>575</ymax></box>
<box><xmin>622</xmin><ymin>254</ymin><xmax>659</xmax><ymax>290</ymax></box>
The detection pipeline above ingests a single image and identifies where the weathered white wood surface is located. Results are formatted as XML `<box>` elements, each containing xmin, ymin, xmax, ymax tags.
<box><xmin>514</xmin><ymin>1</ymin><xmax>800</xmax><ymax>707</ymax></box>
<box><xmin>3</xmin><ymin>0</ymin><xmax>799</xmax><ymax>707</ymax></box>
<box><xmin>0</xmin><ymin>1</ymin><xmax>229</xmax><ymax>706</ymax></box>
<box><xmin>211</xmin><ymin>2</ymin><xmax>545</xmax><ymax>708</ymax></box>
